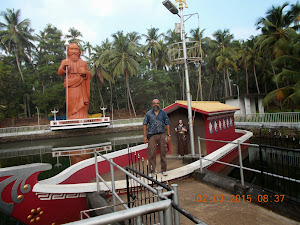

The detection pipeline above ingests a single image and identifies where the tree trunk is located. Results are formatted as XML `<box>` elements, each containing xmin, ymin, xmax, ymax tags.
<box><xmin>27</xmin><ymin>96</ymin><xmax>31</xmax><ymax>118</ymax></box>
<box><xmin>226</xmin><ymin>67</ymin><xmax>232</xmax><ymax>96</ymax></box>
<box><xmin>271</xmin><ymin>62</ymin><xmax>279</xmax><ymax>89</ymax></box>
<box><xmin>126</xmin><ymin>88</ymin><xmax>132</xmax><ymax>117</ymax></box>
<box><xmin>198</xmin><ymin>63</ymin><xmax>203</xmax><ymax>101</ymax></box>
<box><xmin>109</xmin><ymin>81</ymin><xmax>113</xmax><ymax>112</ymax></box>
<box><xmin>96</xmin><ymin>76</ymin><xmax>105</xmax><ymax>107</ymax></box>
<box><xmin>113</xmin><ymin>83</ymin><xmax>120</xmax><ymax>111</ymax></box>
<box><xmin>223</xmin><ymin>69</ymin><xmax>228</xmax><ymax>97</ymax></box>
<box><xmin>253</xmin><ymin>63</ymin><xmax>260</xmax><ymax>94</ymax></box>
<box><xmin>208</xmin><ymin>71</ymin><xmax>215</xmax><ymax>101</ymax></box>
<box><xmin>23</xmin><ymin>96</ymin><xmax>27</xmax><ymax>118</ymax></box>
<box><xmin>15</xmin><ymin>51</ymin><xmax>25</xmax><ymax>83</ymax></box>
<box><xmin>246</xmin><ymin>67</ymin><xmax>249</xmax><ymax>95</ymax></box>
<box><xmin>125</xmin><ymin>73</ymin><xmax>136</xmax><ymax>117</ymax></box>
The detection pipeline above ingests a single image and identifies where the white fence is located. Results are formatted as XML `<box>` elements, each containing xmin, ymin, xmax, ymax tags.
<box><xmin>235</xmin><ymin>112</ymin><xmax>300</xmax><ymax>123</ymax></box>
<box><xmin>0</xmin><ymin>125</ymin><xmax>49</xmax><ymax>134</ymax></box>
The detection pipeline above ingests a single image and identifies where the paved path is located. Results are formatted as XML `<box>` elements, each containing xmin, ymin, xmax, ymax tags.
<box><xmin>172</xmin><ymin>177</ymin><xmax>299</xmax><ymax>225</ymax></box>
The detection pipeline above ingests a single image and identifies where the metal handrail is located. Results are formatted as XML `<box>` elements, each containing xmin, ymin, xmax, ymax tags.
<box><xmin>234</xmin><ymin>112</ymin><xmax>300</xmax><ymax>123</ymax></box>
<box><xmin>198</xmin><ymin>137</ymin><xmax>300</xmax><ymax>187</ymax></box>
<box><xmin>67</xmin><ymin>200</ymin><xmax>173</xmax><ymax>225</ymax></box>
<box><xmin>91</xmin><ymin>150</ymin><xmax>206</xmax><ymax>225</ymax></box>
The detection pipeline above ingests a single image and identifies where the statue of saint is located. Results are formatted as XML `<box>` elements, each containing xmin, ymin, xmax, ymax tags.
<box><xmin>58</xmin><ymin>43</ymin><xmax>91</xmax><ymax>119</ymax></box>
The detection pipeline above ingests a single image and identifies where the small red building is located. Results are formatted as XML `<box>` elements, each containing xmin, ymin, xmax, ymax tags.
<box><xmin>164</xmin><ymin>101</ymin><xmax>243</xmax><ymax>156</ymax></box>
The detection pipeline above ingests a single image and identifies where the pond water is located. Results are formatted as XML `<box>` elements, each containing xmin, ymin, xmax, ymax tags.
<box><xmin>229</xmin><ymin>137</ymin><xmax>300</xmax><ymax>200</ymax></box>
<box><xmin>0</xmin><ymin>130</ymin><xmax>144</xmax><ymax>180</ymax></box>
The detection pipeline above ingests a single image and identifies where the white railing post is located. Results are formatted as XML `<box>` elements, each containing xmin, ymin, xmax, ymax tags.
<box><xmin>94</xmin><ymin>151</ymin><xmax>100</xmax><ymax>193</ymax></box>
<box><xmin>157</xmin><ymin>187</ymin><xmax>165</xmax><ymax>225</ymax></box>
<box><xmin>110</xmin><ymin>158</ymin><xmax>117</xmax><ymax>212</ymax></box>
<box><xmin>237</xmin><ymin>140</ymin><xmax>245</xmax><ymax>186</ymax></box>
<box><xmin>172</xmin><ymin>184</ymin><xmax>180</xmax><ymax>225</ymax></box>
<box><xmin>198</xmin><ymin>137</ymin><xmax>203</xmax><ymax>173</ymax></box>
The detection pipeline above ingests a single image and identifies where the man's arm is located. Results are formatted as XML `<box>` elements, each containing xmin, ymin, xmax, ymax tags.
<box><xmin>143</xmin><ymin>125</ymin><xmax>148</xmax><ymax>144</ymax></box>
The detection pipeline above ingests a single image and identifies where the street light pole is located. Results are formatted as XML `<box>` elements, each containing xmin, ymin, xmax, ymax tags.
<box><xmin>179</xmin><ymin>2</ymin><xmax>195</xmax><ymax>155</ymax></box>
<box><xmin>163</xmin><ymin>0</ymin><xmax>195</xmax><ymax>155</ymax></box>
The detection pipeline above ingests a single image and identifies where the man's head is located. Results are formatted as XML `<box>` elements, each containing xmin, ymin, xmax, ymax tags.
<box><xmin>179</xmin><ymin>120</ymin><xmax>183</xmax><ymax>125</ymax></box>
<box><xmin>152</xmin><ymin>99</ymin><xmax>160</xmax><ymax>112</ymax></box>
<box><xmin>67</xmin><ymin>43</ymin><xmax>81</xmax><ymax>61</ymax></box>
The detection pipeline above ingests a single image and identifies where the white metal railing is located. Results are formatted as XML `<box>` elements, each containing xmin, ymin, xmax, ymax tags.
<box><xmin>67</xmin><ymin>200</ymin><xmax>173</xmax><ymax>225</ymax></box>
<box><xmin>197</xmin><ymin>137</ymin><xmax>300</xmax><ymax>188</ymax></box>
<box><xmin>84</xmin><ymin>149</ymin><xmax>205</xmax><ymax>225</ymax></box>
<box><xmin>0</xmin><ymin>118</ymin><xmax>143</xmax><ymax>134</ymax></box>
<box><xmin>0</xmin><ymin>125</ymin><xmax>49</xmax><ymax>134</ymax></box>
<box><xmin>168</xmin><ymin>41</ymin><xmax>202</xmax><ymax>64</ymax></box>
<box><xmin>111</xmin><ymin>117</ymin><xmax>143</xmax><ymax>125</ymax></box>
<box><xmin>234</xmin><ymin>112</ymin><xmax>300</xmax><ymax>123</ymax></box>
<box><xmin>88</xmin><ymin>151</ymin><xmax>176</xmax><ymax>225</ymax></box>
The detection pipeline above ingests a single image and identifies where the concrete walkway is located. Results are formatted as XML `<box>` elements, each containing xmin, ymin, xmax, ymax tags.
<box><xmin>173</xmin><ymin>177</ymin><xmax>299</xmax><ymax>225</ymax></box>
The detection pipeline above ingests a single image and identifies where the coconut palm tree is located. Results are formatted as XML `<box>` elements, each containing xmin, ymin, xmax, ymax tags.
<box><xmin>242</xmin><ymin>37</ymin><xmax>261</xmax><ymax>94</ymax></box>
<box><xmin>143</xmin><ymin>27</ymin><xmax>163</xmax><ymax>70</ymax></box>
<box><xmin>90</xmin><ymin>43</ymin><xmax>113</xmax><ymax>108</ymax></box>
<box><xmin>238</xmin><ymin>41</ymin><xmax>251</xmax><ymax>94</ymax></box>
<box><xmin>127</xmin><ymin>31</ymin><xmax>142</xmax><ymax>49</ymax></box>
<box><xmin>0</xmin><ymin>8</ymin><xmax>35</xmax><ymax>118</ymax></box>
<box><xmin>189</xmin><ymin>28</ymin><xmax>205</xmax><ymax>100</ymax></box>
<box><xmin>65</xmin><ymin>27</ymin><xmax>83</xmax><ymax>45</ymax></box>
<box><xmin>213</xmin><ymin>29</ymin><xmax>235</xmax><ymax>97</ymax></box>
<box><xmin>83</xmin><ymin>41</ymin><xmax>93</xmax><ymax>59</ymax></box>
<box><xmin>216</xmin><ymin>48</ymin><xmax>238</xmax><ymax>97</ymax></box>
<box><xmin>255</xmin><ymin>2</ymin><xmax>298</xmax><ymax>80</ymax></box>
<box><xmin>109</xmin><ymin>31</ymin><xmax>139</xmax><ymax>117</ymax></box>
<box><xmin>164</xmin><ymin>29</ymin><xmax>181</xmax><ymax>45</ymax></box>
<box><xmin>0</xmin><ymin>9</ymin><xmax>35</xmax><ymax>82</ymax></box>
<box><xmin>263</xmin><ymin>30</ymin><xmax>300</xmax><ymax>109</ymax></box>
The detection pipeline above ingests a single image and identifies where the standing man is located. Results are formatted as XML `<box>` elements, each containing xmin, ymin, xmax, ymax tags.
<box><xmin>143</xmin><ymin>99</ymin><xmax>171</xmax><ymax>177</ymax></box>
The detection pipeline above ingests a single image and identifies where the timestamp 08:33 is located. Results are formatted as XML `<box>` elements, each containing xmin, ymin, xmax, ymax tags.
<box><xmin>196</xmin><ymin>194</ymin><xmax>285</xmax><ymax>203</ymax></box>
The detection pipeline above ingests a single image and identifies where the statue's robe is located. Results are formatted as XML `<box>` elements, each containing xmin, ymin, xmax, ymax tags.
<box><xmin>58</xmin><ymin>59</ymin><xmax>91</xmax><ymax>119</ymax></box>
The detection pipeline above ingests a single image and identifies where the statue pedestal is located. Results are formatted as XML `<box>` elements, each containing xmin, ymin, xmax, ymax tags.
<box><xmin>50</xmin><ymin>117</ymin><xmax>110</xmax><ymax>131</ymax></box>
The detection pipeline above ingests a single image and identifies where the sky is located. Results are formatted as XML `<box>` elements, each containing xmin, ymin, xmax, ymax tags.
<box><xmin>0</xmin><ymin>0</ymin><xmax>299</xmax><ymax>46</ymax></box>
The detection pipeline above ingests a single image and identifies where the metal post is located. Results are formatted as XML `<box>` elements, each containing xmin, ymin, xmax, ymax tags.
<box><xmin>198</xmin><ymin>137</ymin><xmax>203</xmax><ymax>172</ymax></box>
<box><xmin>65</xmin><ymin>46</ymin><xmax>68</xmax><ymax>120</ymax></box>
<box><xmin>237</xmin><ymin>140</ymin><xmax>245</xmax><ymax>186</ymax></box>
<box><xmin>136</xmin><ymin>215</ymin><xmax>142</xmax><ymax>225</ymax></box>
<box><xmin>110</xmin><ymin>159</ymin><xmax>117</xmax><ymax>212</ymax></box>
<box><xmin>172</xmin><ymin>184</ymin><xmax>180</xmax><ymax>225</ymax></box>
<box><xmin>157</xmin><ymin>187</ymin><xmax>165</xmax><ymax>225</ymax></box>
<box><xmin>259</xmin><ymin>145</ymin><xmax>265</xmax><ymax>189</ymax></box>
<box><xmin>164</xmin><ymin>204</ymin><xmax>173</xmax><ymax>225</ymax></box>
<box><xmin>180</xmin><ymin>5</ymin><xmax>195</xmax><ymax>156</ymax></box>
<box><xmin>94</xmin><ymin>152</ymin><xmax>100</xmax><ymax>193</ymax></box>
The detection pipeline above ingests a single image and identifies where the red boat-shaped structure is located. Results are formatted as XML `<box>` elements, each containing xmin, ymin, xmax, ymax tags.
<box><xmin>0</xmin><ymin>101</ymin><xmax>252</xmax><ymax>224</ymax></box>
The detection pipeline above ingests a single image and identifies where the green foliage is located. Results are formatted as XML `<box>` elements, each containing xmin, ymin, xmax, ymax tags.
<box><xmin>0</xmin><ymin>3</ymin><xmax>300</xmax><ymax>122</ymax></box>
